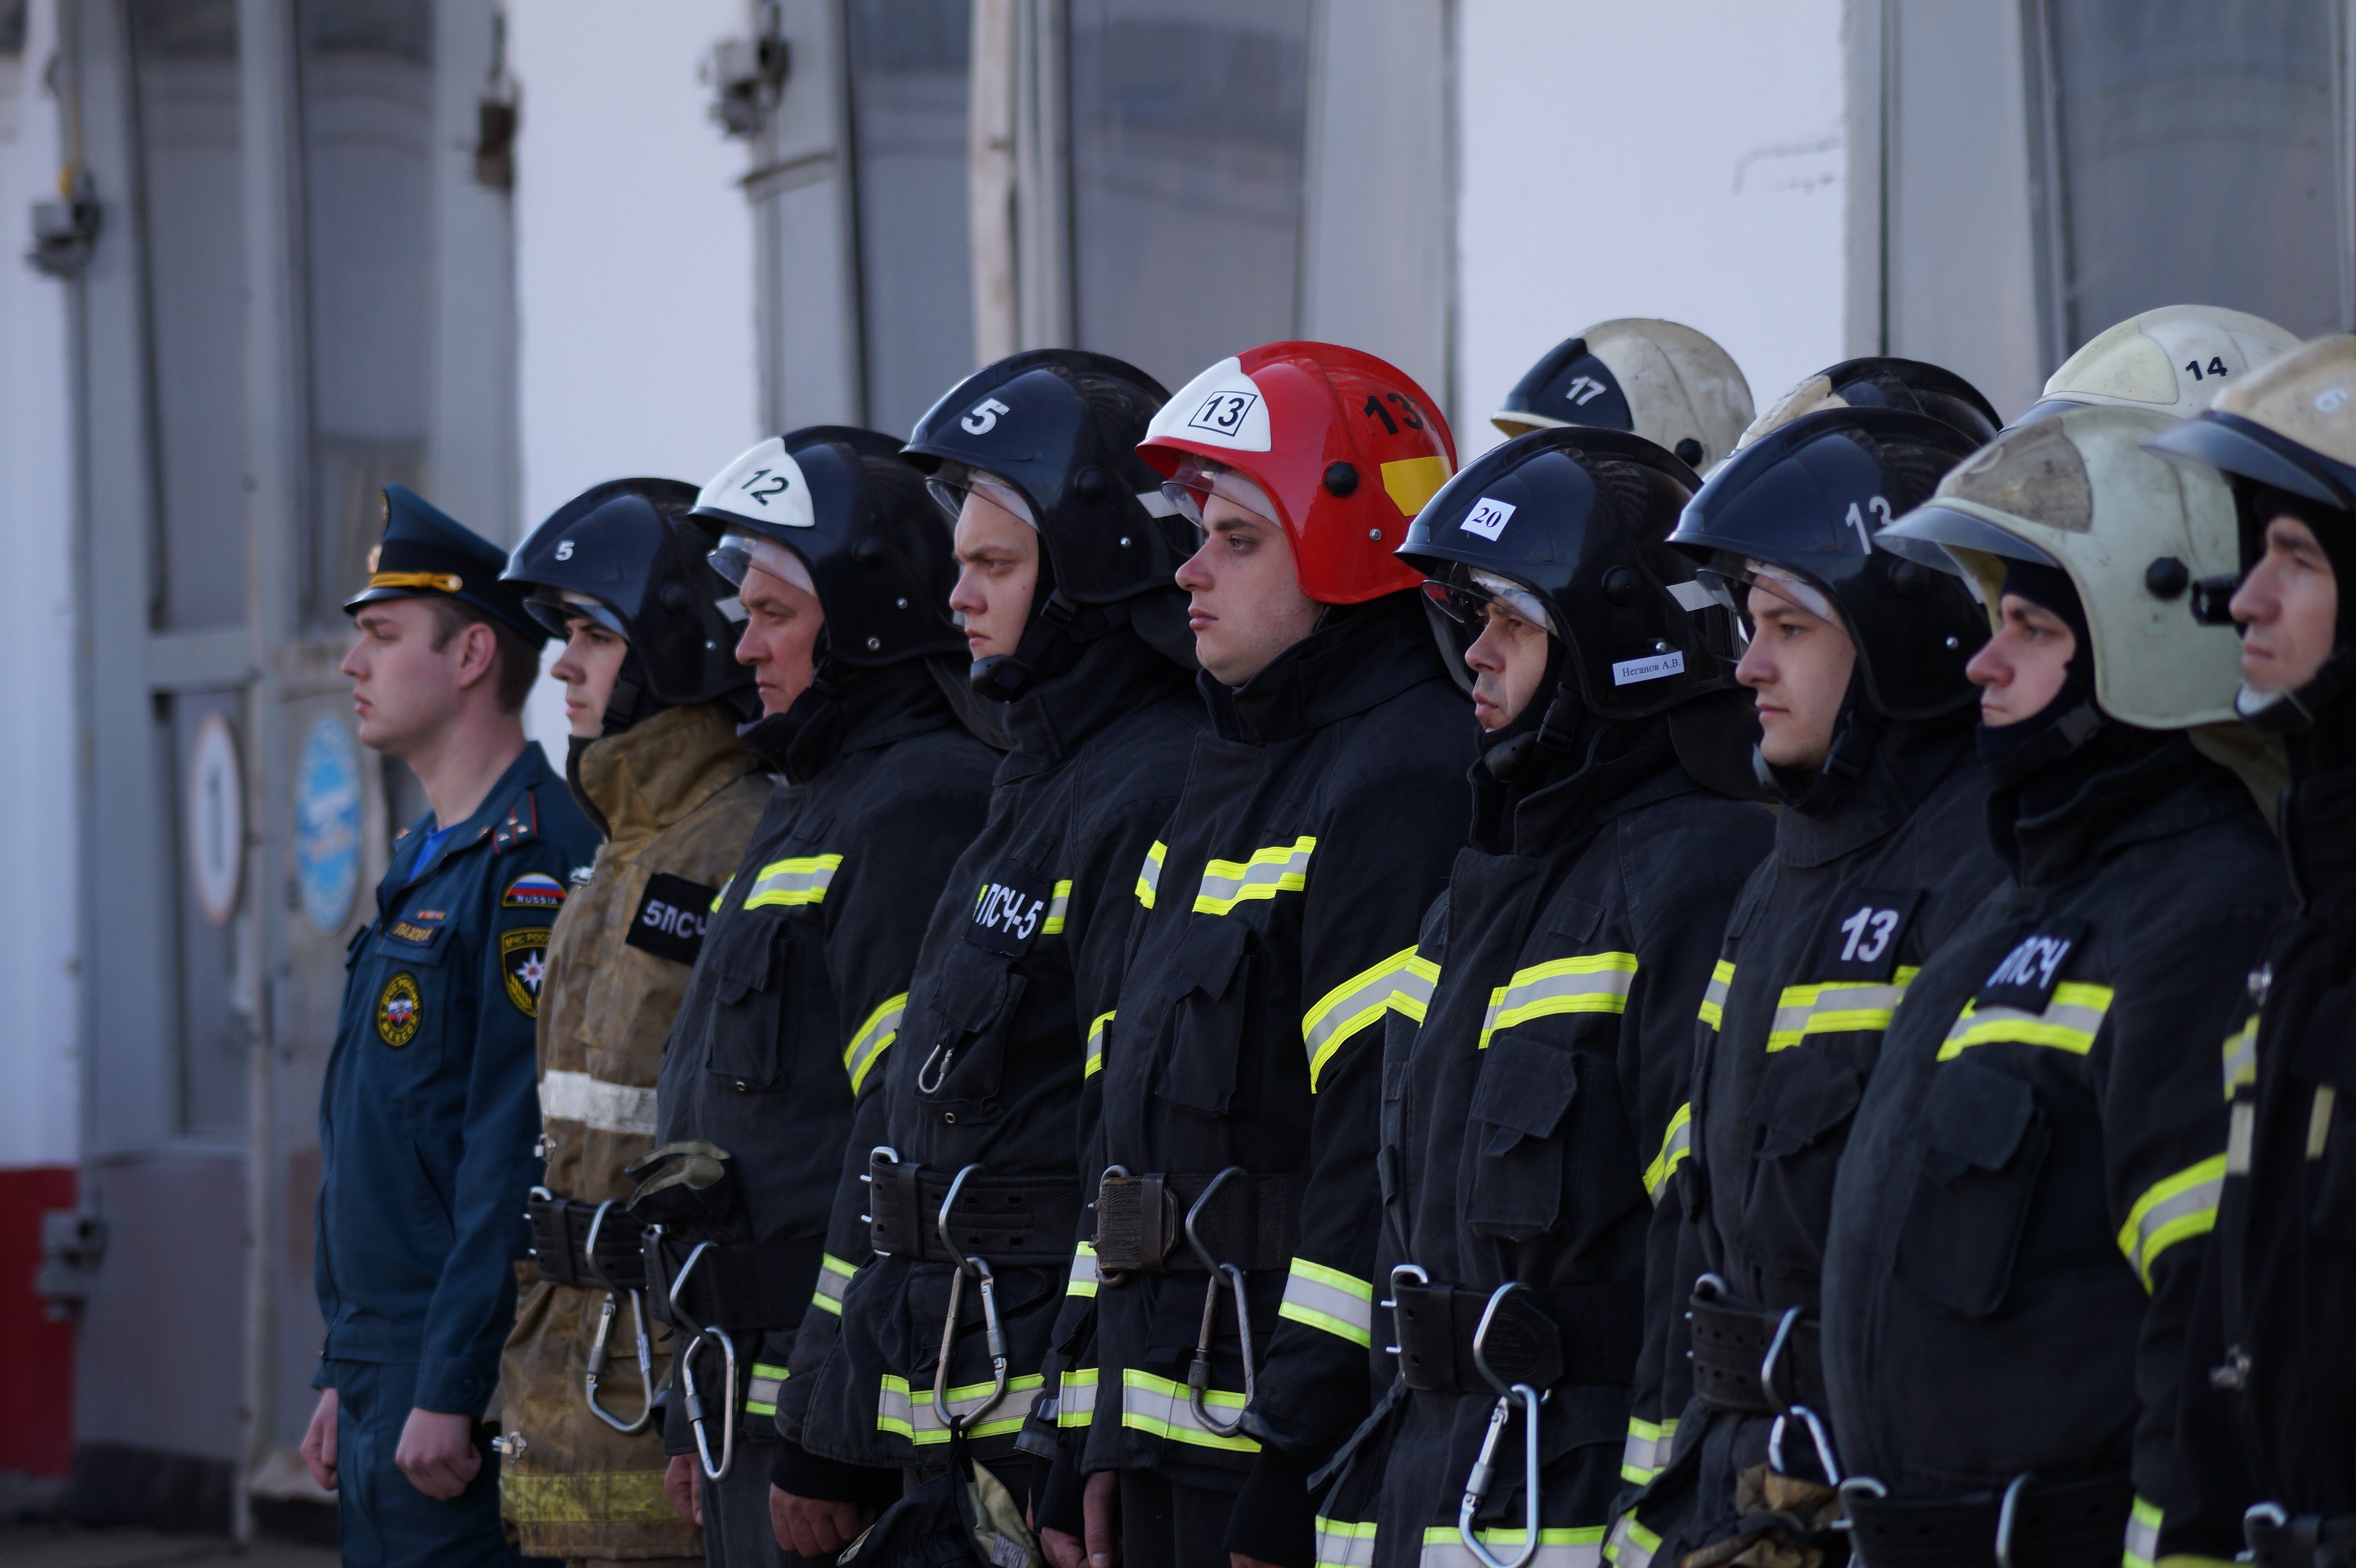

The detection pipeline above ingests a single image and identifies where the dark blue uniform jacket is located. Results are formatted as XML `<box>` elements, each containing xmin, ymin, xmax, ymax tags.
<box><xmin>316</xmin><ymin>743</ymin><xmax>601</xmax><ymax>1416</ymax></box>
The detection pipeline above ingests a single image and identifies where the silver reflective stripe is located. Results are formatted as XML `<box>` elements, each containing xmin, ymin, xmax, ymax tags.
<box><xmin>1085</xmin><ymin>1010</ymin><xmax>1114</xmax><ymax>1079</ymax></box>
<box><xmin>539</xmin><ymin>1069</ymin><xmax>659</xmax><ymax>1137</ymax></box>
<box><xmin>1194</xmin><ymin>836</ymin><xmax>1317</xmax><ymax>915</ymax></box>
<box><xmin>1390</xmin><ymin>952</ymin><xmax>1442</xmax><ymax>1025</ymax></box>
<box><xmin>1604</xmin><ymin>1515</ymin><xmax>1660</xmax><ymax>1568</ymax></box>
<box><xmin>843</xmin><ymin>993</ymin><xmax>906</xmax><ymax>1094</ymax></box>
<box><xmin>2222</xmin><ymin>1012</ymin><xmax>2259</xmax><ymax>1101</ymax></box>
<box><xmin>877</xmin><ymin>1373</ymin><xmax>1044</xmax><ymax>1445</ymax></box>
<box><xmin>1422</xmin><ymin>1526</ymin><xmax>1606</xmax><ymax>1568</ymax></box>
<box><xmin>1620</xmin><ymin>1417</ymin><xmax>1675</xmax><ymax>1484</ymax></box>
<box><xmin>1478</xmin><ymin>954</ymin><xmax>1638</xmax><ymax>1049</ymax></box>
<box><xmin>811</xmin><ymin>1253</ymin><xmax>856</xmax><ymax>1316</ymax></box>
<box><xmin>1764</xmin><ymin>970</ymin><xmax>1918</xmax><ymax>1051</ymax></box>
<box><xmin>1043</xmin><ymin>879</ymin><xmax>1074</xmax><ymax>935</ymax></box>
<box><xmin>1938</xmin><ymin>983</ymin><xmax>2114</xmax><ymax>1060</ymax></box>
<box><xmin>1697</xmin><ymin>960</ymin><xmax>1735</xmax><ymax>1030</ymax></box>
<box><xmin>2117</xmin><ymin>1155</ymin><xmax>2226</xmax><ymax>1288</ymax></box>
<box><xmin>1277</xmin><ymin>1257</ymin><xmax>1374</xmax><ymax>1347</ymax></box>
<box><xmin>2228</xmin><ymin>1101</ymin><xmax>2256</xmax><ymax>1176</ymax></box>
<box><xmin>1058</xmin><ymin>1368</ymin><xmax>1098</xmax><ymax>1429</ymax></box>
<box><xmin>1316</xmin><ymin>1517</ymin><xmax>1379</xmax><ymax>1568</ymax></box>
<box><xmin>1136</xmin><ymin>842</ymin><xmax>1165</xmax><ymax>908</ymax></box>
<box><xmin>1067</xmin><ymin>1242</ymin><xmax>1100</xmax><ymax>1299</ymax></box>
<box><xmin>1119</xmin><ymin>1369</ymin><xmax>1259</xmax><ymax>1452</ymax></box>
<box><xmin>744</xmin><ymin>1362</ymin><xmax>788</xmax><ymax>1417</ymax></box>
<box><xmin>744</xmin><ymin>854</ymin><xmax>842</xmax><ymax>909</ymax></box>
<box><xmin>1303</xmin><ymin>947</ymin><xmax>1422</xmax><ymax>1089</ymax></box>
<box><xmin>2124</xmin><ymin>1495</ymin><xmax>2162</xmax><ymax>1568</ymax></box>
<box><xmin>1643</xmin><ymin>1104</ymin><xmax>1693</xmax><ymax>1204</ymax></box>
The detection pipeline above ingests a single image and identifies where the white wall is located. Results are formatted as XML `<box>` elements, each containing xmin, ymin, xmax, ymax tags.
<box><xmin>1454</xmin><ymin>0</ymin><xmax>1848</xmax><ymax>457</ymax></box>
<box><xmin>507</xmin><ymin>0</ymin><xmax>762</xmax><ymax>750</ymax></box>
<box><xmin>0</xmin><ymin>0</ymin><xmax>87</xmax><ymax>1170</ymax></box>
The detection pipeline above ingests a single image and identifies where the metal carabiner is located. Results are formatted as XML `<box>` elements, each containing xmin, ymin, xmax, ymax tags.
<box><xmin>668</xmin><ymin>1239</ymin><xmax>717</xmax><ymax>1324</ymax></box>
<box><xmin>915</xmin><ymin>1040</ymin><xmax>958</xmax><ymax>1095</ymax></box>
<box><xmin>1766</xmin><ymin>1405</ymin><xmax>1843</xmax><ymax>1486</ymax></box>
<box><xmin>1994</xmin><ymin>1473</ymin><xmax>2034</xmax><ymax>1568</ymax></box>
<box><xmin>1458</xmin><ymin>1283</ymin><xmax>1545</xmax><ymax>1568</ymax></box>
<box><xmin>932</xmin><ymin>1164</ymin><xmax>1011</xmax><ymax>1435</ymax></box>
<box><xmin>584</xmin><ymin>1288</ymin><xmax>657</xmax><ymax>1433</ymax></box>
<box><xmin>679</xmin><ymin>1325</ymin><xmax>738</xmax><ymax>1482</ymax></box>
<box><xmin>1381</xmin><ymin>1262</ymin><xmax>1430</xmax><ymax>1357</ymax></box>
<box><xmin>1834</xmin><ymin>1475</ymin><xmax>1887</xmax><ymax>1534</ymax></box>
<box><xmin>1181</xmin><ymin>1168</ymin><xmax>1256</xmax><ymax>1439</ymax></box>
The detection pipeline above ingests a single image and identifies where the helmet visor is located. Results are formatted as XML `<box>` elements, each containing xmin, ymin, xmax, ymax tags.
<box><xmin>925</xmin><ymin>464</ymin><xmax>1038</xmax><ymax>533</ymax></box>
<box><xmin>708</xmin><ymin>528</ymin><xmax>818</xmax><ymax>597</ymax></box>
<box><xmin>526</xmin><ymin>587</ymin><xmax>626</xmax><ymax>641</ymax></box>
<box><xmin>1878</xmin><ymin>504</ymin><xmax>2061</xmax><ymax>575</ymax></box>
<box><xmin>1160</xmin><ymin>457</ymin><xmax>1280</xmax><ymax>535</ymax></box>
<box><xmin>1693</xmin><ymin>557</ymin><xmax>1843</xmax><ymax>632</ymax></box>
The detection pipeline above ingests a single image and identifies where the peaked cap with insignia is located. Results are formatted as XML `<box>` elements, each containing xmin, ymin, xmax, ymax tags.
<box><xmin>345</xmin><ymin>484</ymin><xmax>547</xmax><ymax>644</ymax></box>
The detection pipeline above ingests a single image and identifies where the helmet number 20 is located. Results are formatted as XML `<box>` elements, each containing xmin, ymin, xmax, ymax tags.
<box><xmin>1845</xmin><ymin>495</ymin><xmax>1894</xmax><ymax>550</ymax></box>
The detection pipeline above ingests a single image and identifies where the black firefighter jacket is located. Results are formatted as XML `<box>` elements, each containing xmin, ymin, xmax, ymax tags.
<box><xmin>1818</xmin><ymin>737</ymin><xmax>2283</xmax><ymax>1568</ymax></box>
<box><xmin>652</xmin><ymin>665</ymin><xmax>996</xmax><ymax>1454</ymax></box>
<box><xmin>770</xmin><ymin>630</ymin><xmax>1201</xmax><ymax>1481</ymax></box>
<box><xmin>1313</xmin><ymin>717</ymin><xmax>1772</xmax><ymax>1568</ymax></box>
<box><xmin>1076</xmin><ymin>591</ymin><xmax>1477</xmax><ymax>1492</ymax></box>
<box><xmin>2172</xmin><ymin>759</ymin><xmax>2356</xmax><ymax>1550</ymax></box>
<box><xmin>1621</xmin><ymin>719</ymin><xmax>2003</xmax><ymax>1565</ymax></box>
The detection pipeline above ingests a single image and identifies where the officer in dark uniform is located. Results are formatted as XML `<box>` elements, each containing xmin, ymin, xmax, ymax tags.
<box><xmin>1611</xmin><ymin>404</ymin><xmax>2003</xmax><ymax>1568</ymax></box>
<box><xmin>635</xmin><ymin>428</ymin><xmax>997</xmax><ymax>1567</ymax></box>
<box><xmin>759</xmin><ymin>353</ymin><xmax>1204</xmax><ymax>1556</ymax></box>
<box><xmin>2148</xmin><ymin>335</ymin><xmax>2356</xmax><ymax>1565</ymax></box>
<box><xmin>1302</xmin><ymin>425</ymin><xmax>1774</xmax><ymax>1568</ymax></box>
<box><xmin>302</xmin><ymin>485</ymin><xmax>603</xmax><ymax>1568</ymax></box>
<box><xmin>1815</xmin><ymin>408</ymin><xmax>2288</xmax><ymax>1568</ymax></box>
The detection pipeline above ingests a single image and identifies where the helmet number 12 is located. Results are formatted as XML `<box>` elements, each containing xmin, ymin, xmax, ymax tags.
<box><xmin>1845</xmin><ymin>495</ymin><xmax>1894</xmax><ymax>550</ymax></box>
<box><xmin>737</xmin><ymin>468</ymin><xmax>790</xmax><ymax>503</ymax></box>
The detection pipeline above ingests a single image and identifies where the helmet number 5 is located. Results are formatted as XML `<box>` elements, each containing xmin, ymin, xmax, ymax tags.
<box><xmin>962</xmin><ymin>397</ymin><xmax>1013</xmax><ymax>435</ymax></box>
<box><xmin>1844</xmin><ymin>496</ymin><xmax>1893</xmax><ymax>551</ymax></box>
<box><xmin>554</xmin><ymin>540</ymin><xmax>574</xmax><ymax>561</ymax></box>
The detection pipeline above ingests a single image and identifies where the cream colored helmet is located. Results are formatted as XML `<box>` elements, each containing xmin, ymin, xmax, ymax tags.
<box><xmin>2018</xmin><ymin>304</ymin><xmax>2301</xmax><ymax>422</ymax></box>
<box><xmin>1491</xmin><ymin>319</ymin><xmax>1753</xmax><ymax>472</ymax></box>
<box><xmin>1878</xmin><ymin>405</ymin><xmax>2245</xmax><ymax>729</ymax></box>
<box><xmin>1732</xmin><ymin>357</ymin><xmax>2001</xmax><ymax>456</ymax></box>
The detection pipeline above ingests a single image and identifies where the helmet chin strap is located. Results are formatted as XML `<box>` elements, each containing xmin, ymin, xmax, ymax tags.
<box><xmin>2237</xmin><ymin>645</ymin><xmax>2356</xmax><ymax>735</ymax></box>
<box><xmin>1760</xmin><ymin>673</ymin><xmax>1886</xmax><ymax>815</ymax></box>
<box><xmin>1482</xmin><ymin>679</ymin><xmax>1585</xmax><ymax>783</ymax></box>
<box><xmin>598</xmin><ymin>649</ymin><xmax>668</xmax><ymax>736</ymax></box>
<box><xmin>969</xmin><ymin>589</ymin><xmax>1080</xmax><ymax>702</ymax></box>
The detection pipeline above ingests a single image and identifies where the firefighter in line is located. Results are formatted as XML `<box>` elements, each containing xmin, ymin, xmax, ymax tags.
<box><xmin>303</xmin><ymin>487</ymin><xmax>603</xmax><ymax>1567</ymax></box>
<box><xmin>758</xmin><ymin>352</ymin><xmax>1204</xmax><ymax>1554</ymax></box>
<box><xmin>1307</xmin><ymin>420</ymin><xmax>1776</xmax><ymax>1568</ymax></box>
<box><xmin>1811</xmin><ymin>407</ymin><xmax>2288</xmax><ymax>1568</ymax></box>
<box><xmin>1615</xmin><ymin>387</ymin><xmax>2003</xmax><ymax>1568</ymax></box>
<box><xmin>640</xmin><ymin>429</ymin><xmax>999</xmax><ymax>1566</ymax></box>
<box><xmin>1488</xmin><ymin>319</ymin><xmax>1756</xmax><ymax>472</ymax></box>
<box><xmin>491</xmin><ymin>479</ymin><xmax>771</xmax><ymax>1566</ymax></box>
<box><xmin>2150</xmin><ymin>335</ymin><xmax>2356</xmax><ymax>1566</ymax></box>
<box><xmin>1039</xmin><ymin>343</ymin><xmax>1476</xmax><ymax>1568</ymax></box>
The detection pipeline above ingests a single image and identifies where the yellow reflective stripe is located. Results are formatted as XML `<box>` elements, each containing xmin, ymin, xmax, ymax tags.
<box><xmin>2311</xmin><ymin>1086</ymin><xmax>2338</xmax><ymax>1158</ymax></box>
<box><xmin>2222</xmin><ymin>1013</ymin><xmax>2258</xmax><ymax>1101</ymax></box>
<box><xmin>2125</xmin><ymin>1495</ymin><xmax>2163</xmax><ymax>1568</ymax></box>
<box><xmin>843</xmin><ymin>992</ymin><xmax>906</xmax><ymax>1094</ymax></box>
<box><xmin>1084</xmin><ymin>1009</ymin><xmax>1115</xmax><ymax>1078</ymax></box>
<box><xmin>2228</xmin><ymin>1100</ymin><xmax>2256</xmax><ymax>1176</ymax></box>
<box><xmin>1698</xmin><ymin>959</ymin><xmax>1735</xmax><ymax>1030</ymax></box>
<box><xmin>1936</xmin><ymin>982</ymin><xmax>2115</xmax><ymax>1061</ymax></box>
<box><xmin>1643</xmin><ymin>1103</ymin><xmax>1693</xmax><ymax>1204</ymax></box>
<box><xmin>876</xmin><ymin>1372</ymin><xmax>1045</xmax><ymax>1445</ymax></box>
<box><xmin>1058</xmin><ymin>1366</ymin><xmax>1098</xmax><ymax>1429</ymax></box>
<box><xmin>1604</xmin><ymin>1516</ymin><xmax>1660</xmax><ymax>1568</ymax></box>
<box><xmin>1422</xmin><ymin>1524</ymin><xmax>1606</xmax><ymax>1568</ymax></box>
<box><xmin>744</xmin><ymin>853</ymin><xmax>843</xmax><ymax>908</ymax></box>
<box><xmin>1478</xmin><ymin>952</ymin><xmax>1640</xmax><ymax>1049</ymax></box>
<box><xmin>1621</xmin><ymin>1416</ymin><xmax>1676</xmax><ymax>1484</ymax></box>
<box><xmin>500</xmin><ymin>1467</ymin><xmax>680</xmax><ymax>1524</ymax></box>
<box><xmin>811</xmin><ymin>1252</ymin><xmax>856</xmax><ymax>1315</ymax></box>
<box><xmin>1304</xmin><ymin>946</ymin><xmax>1421</xmax><ymax>1090</ymax></box>
<box><xmin>1764</xmin><ymin>968</ymin><xmax>1920</xmax><ymax>1051</ymax></box>
<box><xmin>1043</xmin><ymin>879</ymin><xmax>1074</xmax><ymax>935</ymax></box>
<box><xmin>1316</xmin><ymin>1516</ymin><xmax>1380</xmax><ymax>1568</ymax></box>
<box><xmin>1119</xmin><ymin>1368</ymin><xmax>1259</xmax><ymax>1452</ymax></box>
<box><xmin>1194</xmin><ymin>835</ymin><xmax>1317</xmax><ymax>915</ymax></box>
<box><xmin>709</xmin><ymin>874</ymin><xmax>732</xmax><ymax>914</ymax></box>
<box><xmin>1067</xmin><ymin>1242</ymin><xmax>1100</xmax><ymax>1299</ymax></box>
<box><xmin>1136</xmin><ymin>841</ymin><xmax>1166</xmax><ymax>907</ymax></box>
<box><xmin>1277</xmin><ymin>1256</ymin><xmax>1374</xmax><ymax>1347</ymax></box>
<box><xmin>2118</xmin><ymin>1154</ymin><xmax>2226</xmax><ymax>1289</ymax></box>
<box><xmin>744</xmin><ymin>1361</ymin><xmax>789</xmax><ymax>1417</ymax></box>
<box><xmin>1390</xmin><ymin>951</ymin><xmax>1442</xmax><ymax>1025</ymax></box>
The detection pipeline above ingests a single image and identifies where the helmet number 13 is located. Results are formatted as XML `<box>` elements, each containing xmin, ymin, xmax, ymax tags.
<box><xmin>1362</xmin><ymin>392</ymin><xmax>1426</xmax><ymax>435</ymax></box>
<box><xmin>1845</xmin><ymin>495</ymin><xmax>1894</xmax><ymax>551</ymax></box>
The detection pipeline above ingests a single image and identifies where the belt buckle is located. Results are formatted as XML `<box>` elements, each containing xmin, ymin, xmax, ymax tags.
<box><xmin>1094</xmin><ymin>1167</ymin><xmax>1175</xmax><ymax>1280</ymax></box>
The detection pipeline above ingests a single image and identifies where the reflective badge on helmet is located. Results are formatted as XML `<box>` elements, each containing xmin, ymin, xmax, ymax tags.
<box><xmin>501</xmin><ymin>928</ymin><xmax>553</xmax><ymax>1018</ymax></box>
<box><xmin>503</xmin><ymin>872</ymin><xmax>567</xmax><ymax>910</ymax></box>
<box><xmin>1611</xmin><ymin>650</ymin><xmax>1685</xmax><ymax>686</ymax></box>
<box><xmin>1150</xmin><ymin>357</ymin><xmax>1272</xmax><ymax>451</ymax></box>
<box><xmin>1976</xmin><ymin>921</ymin><xmax>2088</xmax><ymax>1012</ymax></box>
<box><xmin>966</xmin><ymin>861</ymin><xmax>1055</xmax><ymax>957</ymax></box>
<box><xmin>625</xmin><ymin>873</ymin><xmax>717</xmax><ymax>966</ymax></box>
<box><xmin>377</xmin><ymin>972</ymin><xmax>422</xmax><ymax>1048</ymax></box>
<box><xmin>1460</xmin><ymin>496</ymin><xmax>1516</xmax><ymax>541</ymax></box>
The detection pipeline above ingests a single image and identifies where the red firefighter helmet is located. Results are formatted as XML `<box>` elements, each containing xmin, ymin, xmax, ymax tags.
<box><xmin>1137</xmin><ymin>343</ymin><xmax>1457</xmax><ymax>604</ymax></box>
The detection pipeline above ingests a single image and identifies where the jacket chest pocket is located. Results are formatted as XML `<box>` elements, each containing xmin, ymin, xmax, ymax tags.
<box><xmin>362</xmin><ymin>921</ymin><xmax>457</xmax><ymax>1078</ymax></box>
<box><xmin>700</xmin><ymin>912</ymin><xmax>825</xmax><ymax>1093</ymax></box>
<box><xmin>1154</xmin><ymin>918</ymin><xmax>1253</xmax><ymax>1117</ymax></box>
<box><xmin>1464</xmin><ymin>1037</ymin><xmax>1583</xmax><ymax>1244</ymax></box>
<box><xmin>1736</xmin><ymin>1045</ymin><xmax>1864</xmax><ymax>1274</ymax></box>
<box><xmin>916</xmin><ymin>951</ymin><xmax>1028</xmax><ymax>1121</ymax></box>
<box><xmin>1895</xmin><ymin>1057</ymin><xmax>2050</xmax><ymax>1316</ymax></box>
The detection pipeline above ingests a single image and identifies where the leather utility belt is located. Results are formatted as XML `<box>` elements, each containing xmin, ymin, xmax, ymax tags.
<box><xmin>2245</xmin><ymin>1508</ymin><xmax>2356</xmax><ymax>1568</ymax></box>
<box><xmin>865</xmin><ymin>1153</ymin><xmax>1083</xmax><ymax>1266</ymax></box>
<box><xmin>1688</xmin><ymin>1278</ymin><xmax>1826</xmax><ymax>1416</ymax></box>
<box><xmin>1388</xmin><ymin>1270</ymin><xmax>1567</xmax><ymax>1394</ymax></box>
<box><xmin>1839</xmin><ymin>1471</ymin><xmax>2132</xmax><ymax>1568</ymax></box>
<box><xmin>1092</xmin><ymin>1167</ymin><xmax>1302</xmax><ymax>1277</ymax></box>
<box><xmin>526</xmin><ymin>1190</ymin><xmax>647</xmax><ymax>1290</ymax></box>
<box><xmin>641</xmin><ymin>1226</ymin><xmax>825</xmax><ymax>1334</ymax></box>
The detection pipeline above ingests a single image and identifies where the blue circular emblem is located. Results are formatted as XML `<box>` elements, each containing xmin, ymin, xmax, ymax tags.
<box><xmin>297</xmin><ymin>714</ymin><xmax>364</xmax><ymax>932</ymax></box>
